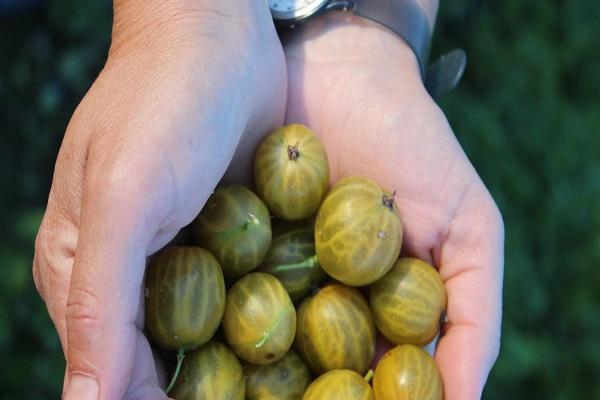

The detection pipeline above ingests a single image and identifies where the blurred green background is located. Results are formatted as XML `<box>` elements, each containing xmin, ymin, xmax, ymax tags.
<box><xmin>1</xmin><ymin>0</ymin><xmax>598</xmax><ymax>398</ymax></box>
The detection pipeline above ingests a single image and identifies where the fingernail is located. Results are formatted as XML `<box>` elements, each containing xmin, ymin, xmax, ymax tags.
<box><xmin>64</xmin><ymin>375</ymin><xmax>99</xmax><ymax>400</ymax></box>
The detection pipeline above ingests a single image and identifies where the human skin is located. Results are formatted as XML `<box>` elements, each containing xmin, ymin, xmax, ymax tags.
<box><xmin>33</xmin><ymin>1</ymin><xmax>503</xmax><ymax>400</ymax></box>
<box><xmin>283</xmin><ymin>11</ymin><xmax>504</xmax><ymax>400</ymax></box>
<box><xmin>32</xmin><ymin>1</ymin><xmax>286</xmax><ymax>399</ymax></box>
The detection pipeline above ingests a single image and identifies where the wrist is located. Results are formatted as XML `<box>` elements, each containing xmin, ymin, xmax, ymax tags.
<box><xmin>288</xmin><ymin>12</ymin><xmax>423</xmax><ymax>85</ymax></box>
<box><xmin>110</xmin><ymin>0</ymin><xmax>275</xmax><ymax>58</ymax></box>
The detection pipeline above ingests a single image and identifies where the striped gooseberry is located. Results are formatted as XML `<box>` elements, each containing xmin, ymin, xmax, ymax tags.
<box><xmin>191</xmin><ymin>185</ymin><xmax>271</xmax><ymax>277</ymax></box>
<box><xmin>223</xmin><ymin>273</ymin><xmax>296</xmax><ymax>364</ymax></box>
<box><xmin>369</xmin><ymin>257</ymin><xmax>446</xmax><ymax>346</ymax></box>
<box><xmin>254</xmin><ymin>124</ymin><xmax>329</xmax><ymax>221</ymax></box>
<box><xmin>373</xmin><ymin>344</ymin><xmax>443</xmax><ymax>400</ymax></box>
<box><xmin>315</xmin><ymin>176</ymin><xmax>402</xmax><ymax>286</ymax></box>
<box><xmin>245</xmin><ymin>350</ymin><xmax>311</xmax><ymax>400</ymax></box>
<box><xmin>295</xmin><ymin>283</ymin><xmax>376</xmax><ymax>374</ymax></box>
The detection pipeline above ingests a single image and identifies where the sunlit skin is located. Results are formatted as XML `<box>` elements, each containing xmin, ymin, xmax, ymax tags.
<box><xmin>284</xmin><ymin>12</ymin><xmax>503</xmax><ymax>400</ymax></box>
<box><xmin>32</xmin><ymin>2</ymin><xmax>286</xmax><ymax>399</ymax></box>
<box><xmin>32</xmin><ymin>2</ymin><xmax>503</xmax><ymax>400</ymax></box>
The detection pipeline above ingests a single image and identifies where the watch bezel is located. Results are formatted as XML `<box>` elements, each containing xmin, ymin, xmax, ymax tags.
<box><xmin>269</xmin><ymin>0</ymin><xmax>332</xmax><ymax>21</ymax></box>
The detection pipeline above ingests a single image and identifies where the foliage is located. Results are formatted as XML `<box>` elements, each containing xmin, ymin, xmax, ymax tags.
<box><xmin>434</xmin><ymin>1</ymin><xmax>600</xmax><ymax>398</ymax></box>
<box><xmin>0</xmin><ymin>1</ymin><xmax>111</xmax><ymax>398</ymax></box>
<box><xmin>0</xmin><ymin>0</ymin><xmax>598</xmax><ymax>398</ymax></box>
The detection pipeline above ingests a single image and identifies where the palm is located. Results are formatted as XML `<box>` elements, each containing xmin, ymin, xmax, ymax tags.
<box><xmin>284</xmin><ymin>13</ymin><xmax>503</xmax><ymax>399</ymax></box>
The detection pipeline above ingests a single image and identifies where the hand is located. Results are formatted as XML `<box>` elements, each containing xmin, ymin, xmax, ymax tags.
<box><xmin>284</xmin><ymin>12</ymin><xmax>503</xmax><ymax>399</ymax></box>
<box><xmin>32</xmin><ymin>2</ymin><xmax>286</xmax><ymax>399</ymax></box>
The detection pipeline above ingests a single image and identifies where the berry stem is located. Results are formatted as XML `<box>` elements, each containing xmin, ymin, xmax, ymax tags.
<box><xmin>287</xmin><ymin>142</ymin><xmax>300</xmax><ymax>160</ymax></box>
<box><xmin>217</xmin><ymin>214</ymin><xmax>260</xmax><ymax>242</ymax></box>
<box><xmin>382</xmin><ymin>190</ymin><xmax>397</xmax><ymax>210</ymax></box>
<box><xmin>166</xmin><ymin>348</ymin><xmax>186</xmax><ymax>394</ymax></box>
<box><xmin>255</xmin><ymin>307</ymin><xmax>291</xmax><ymax>348</ymax></box>
<box><xmin>364</xmin><ymin>369</ymin><xmax>374</xmax><ymax>383</ymax></box>
<box><xmin>272</xmin><ymin>255</ymin><xmax>318</xmax><ymax>272</ymax></box>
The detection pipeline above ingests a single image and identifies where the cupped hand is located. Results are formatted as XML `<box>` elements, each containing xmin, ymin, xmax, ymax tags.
<box><xmin>284</xmin><ymin>12</ymin><xmax>504</xmax><ymax>399</ymax></box>
<box><xmin>32</xmin><ymin>2</ymin><xmax>286</xmax><ymax>399</ymax></box>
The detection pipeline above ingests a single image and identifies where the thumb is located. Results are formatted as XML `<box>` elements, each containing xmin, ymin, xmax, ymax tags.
<box><xmin>63</xmin><ymin>171</ymin><xmax>159</xmax><ymax>400</ymax></box>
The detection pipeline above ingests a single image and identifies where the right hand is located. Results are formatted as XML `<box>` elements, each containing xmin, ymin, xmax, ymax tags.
<box><xmin>32</xmin><ymin>1</ymin><xmax>286</xmax><ymax>399</ymax></box>
<box><xmin>284</xmin><ymin>13</ymin><xmax>503</xmax><ymax>399</ymax></box>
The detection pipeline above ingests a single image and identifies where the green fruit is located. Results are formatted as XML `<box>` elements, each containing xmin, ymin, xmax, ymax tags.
<box><xmin>254</xmin><ymin>124</ymin><xmax>329</xmax><ymax>220</ymax></box>
<box><xmin>170</xmin><ymin>340</ymin><xmax>245</xmax><ymax>400</ymax></box>
<box><xmin>191</xmin><ymin>185</ymin><xmax>272</xmax><ymax>277</ymax></box>
<box><xmin>315</xmin><ymin>176</ymin><xmax>403</xmax><ymax>286</ymax></box>
<box><xmin>245</xmin><ymin>350</ymin><xmax>311</xmax><ymax>400</ymax></box>
<box><xmin>257</xmin><ymin>226</ymin><xmax>326</xmax><ymax>301</ymax></box>
<box><xmin>224</xmin><ymin>273</ymin><xmax>296</xmax><ymax>364</ymax></box>
<box><xmin>145</xmin><ymin>246</ymin><xmax>225</xmax><ymax>351</ymax></box>
<box><xmin>373</xmin><ymin>345</ymin><xmax>443</xmax><ymax>400</ymax></box>
<box><xmin>295</xmin><ymin>283</ymin><xmax>376</xmax><ymax>374</ymax></box>
<box><xmin>303</xmin><ymin>370</ymin><xmax>374</xmax><ymax>400</ymax></box>
<box><xmin>369</xmin><ymin>258</ymin><xmax>446</xmax><ymax>346</ymax></box>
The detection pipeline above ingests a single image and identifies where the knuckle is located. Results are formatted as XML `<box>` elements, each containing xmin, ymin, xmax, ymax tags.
<box><xmin>86</xmin><ymin>154</ymin><xmax>174</xmax><ymax>230</ymax></box>
<box><xmin>33</xmin><ymin>227</ymin><xmax>52</xmax><ymax>298</ymax></box>
<box><xmin>66</xmin><ymin>284</ymin><xmax>103</xmax><ymax>352</ymax></box>
<box><xmin>32</xmin><ymin>256</ymin><xmax>44</xmax><ymax>297</ymax></box>
<box><xmin>32</xmin><ymin>226</ymin><xmax>66</xmax><ymax>298</ymax></box>
<box><xmin>89</xmin><ymin>161</ymin><xmax>150</xmax><ymax>212</ymax></box>
<box><xmin>34</xmin><ymin>224</ymin><xmax>50</xmax><ymax>267</ymax></box>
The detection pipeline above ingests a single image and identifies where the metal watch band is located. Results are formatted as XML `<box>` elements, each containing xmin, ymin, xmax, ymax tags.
<box><xmin>352</xmin><ymin>0</ymin><xmax>432</xmax><ymax>77</ymax></box>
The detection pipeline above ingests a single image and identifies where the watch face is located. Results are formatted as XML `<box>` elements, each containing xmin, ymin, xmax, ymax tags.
<box><xmin>269</xmin><ymin>0</ymin><xmax>330</xmax><ymax>21</ymax></box>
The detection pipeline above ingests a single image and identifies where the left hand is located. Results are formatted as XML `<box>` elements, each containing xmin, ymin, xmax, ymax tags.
<box><xmin>284</xmin><ymin>12</ymin><xmax>504</xmax><ymax>400</ymax></box>
<box><xmin>32</xmin><ymin>2</ymin><xmax>286</xmax><ymax>399</ymax></box>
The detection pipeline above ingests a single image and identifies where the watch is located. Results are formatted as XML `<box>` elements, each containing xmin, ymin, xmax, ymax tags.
<box><xmin>269</xmin><ymin>0</ymin><xmax>467</xmax><ymax>100</ymax></box>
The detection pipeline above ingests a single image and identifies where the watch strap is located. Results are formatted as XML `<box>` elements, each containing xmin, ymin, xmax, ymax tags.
<box><xmin>425</xmin><ymin>49</ymin><xmax>467</xmax><ymax>100</ymax></box>
<box><xmin>352</xmin><ymin>0</ymin><xmax>467</xmax><ymax>100</ymax></box>
<box><xmin>272</xmin><ymin>0</ymin><xmax>468</xmax><ymax>100</ymax></box>
<box><xmin>353</xmin><ymin>0</ymin><xmax>432</xmax><ymax>77</ymax></box>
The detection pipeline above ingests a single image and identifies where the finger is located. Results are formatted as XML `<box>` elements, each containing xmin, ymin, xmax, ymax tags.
<box><xmin>33</xmin><ymin>125</ymin><xmax>87</xmax><ymax>357</ymax></box>
<box><xmin>433</xmin><ymin>182</ymin><xmax>504</xmax><ymax>400</ymax></box>
<box><xmin>152</xmin><ymin>347</ymin><xmax>168</xmax><ymax>390</ymax></box>
<box><xmin>124</xmin><ymin>279</ymin><xmax>168</xmax><ymax>399</ymax></box>
<box><xmin>63</xmin><ymin>163</ymin><xmax>163</xmax><ymax>400</ymax></box>
<box><xmin>122</xmin><ymin>329</ymin><xmax>169</xmax><ymax>400</ymax></box>
<box><xmin>33</xmin><ymin>210</ymin><xmax>76</xmax><ymax>356</ymax></box>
